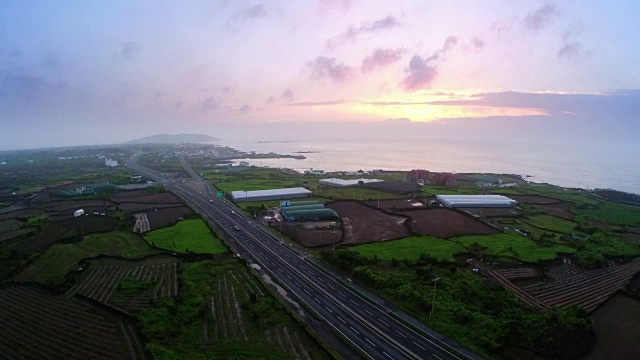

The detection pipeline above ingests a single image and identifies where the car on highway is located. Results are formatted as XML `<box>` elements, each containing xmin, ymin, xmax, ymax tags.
<box><xmin>230</xmin><ymin>210</ymin><xmax>236</xmax><ymax>215</ymax></box>
<box><xmin>209</xmin><ymin>199</ymin><xmax>213</xmax><ymax>203</ymax></box>
<box><xmin>233</xmin><ymin>225</ymin><xmax>240</xmax><ymax>231</ymax></box>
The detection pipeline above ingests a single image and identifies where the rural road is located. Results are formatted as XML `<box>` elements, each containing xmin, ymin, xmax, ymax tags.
<box><xmin>127</xmin><ymin>157</ymin><xmax>479</xmax><ymax>360</ymax></box>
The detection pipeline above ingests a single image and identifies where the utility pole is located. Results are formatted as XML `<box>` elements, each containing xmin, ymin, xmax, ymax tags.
<box><xmin>430</xmin><ymin>277</ymin><xmax>441</xmax><ymax>320</ymax></box>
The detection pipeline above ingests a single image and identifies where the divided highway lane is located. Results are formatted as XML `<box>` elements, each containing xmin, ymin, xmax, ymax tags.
<box><xmin>127</xmin><ymin>160</ymin><xmax>465</xmax><ymax>360</ymax></box>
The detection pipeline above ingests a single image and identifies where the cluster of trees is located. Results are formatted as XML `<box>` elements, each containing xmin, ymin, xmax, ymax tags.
<box><xmin>323</xmin><ymin>250</ymin><xmax>595</xmax><ymax>359</ymax></box>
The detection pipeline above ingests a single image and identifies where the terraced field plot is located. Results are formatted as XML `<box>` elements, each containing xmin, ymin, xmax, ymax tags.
<box><xmin>0</xmin><ymin>285</ymin><xmax>145</xmax><ymax>360</ymax></box>
<box><xmin>139</xmin><ymin>260</ymin><xmax>331</xmax><ymax>360</ymax></box>
<box><xmin>523</xmin><ymin>214</ymin><xmax>576</xmax><ymax>234</ymax></box>
<box><xmin>66</xmin><ymin>256</ymin><xmax>179</xmax><ymax>313</ymax></box>
<box><xmin>353</xmin><ymin>235</ymin><xmax>467</xmax><ymax>262</ymax></box>
<box><xmin>491</xmin><ymin>258</ymin><xmax>640</xmax><ymax>313</ymax></box>
<box><xmin>328</xmin><ymin>200</ymin><xmax>410</xmax><ymax>245</ymax></box>
<box><xmin>454</xmin><ymin>233</ymin><xmax>575</xmax><ymax>263</ymax></box>
<box><xmin>144</xmin><ymin>219</ymin><xmax>227</xmax><ymax>254</ymax></box>
<box><xmin>15</xmin><ymin>231</ymin><xmax>160</xmax><ymax>284</ymax></box>
<box><xmin>397</xmin><ymin>208</ymin><xmax>500</xmax><ymax>238</ymax></box>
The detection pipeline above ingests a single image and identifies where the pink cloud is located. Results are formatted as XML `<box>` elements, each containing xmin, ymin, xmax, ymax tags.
<box><xmin>400</xmin><ymin>55</ymin><xmax>438</xmax><ymax>91</ymax></box>
<box><xmin>400</xmin><ymin>37</ymin><xmax>458</xmax><ymax>91</ymax></box>
<box><xmin>326</xmin><ymin>15</ymin><xmax>402</xmax><ymax>49</ymax></box>
<box><xmin>523</xmin><ymin>5</ymin><xmax>558</xmax><ymax>32</ymax></box>
<box><xmin>306</xmin><ymin>56</ymin><xmax>353</xmax><ymax>83</ymax></box>
<box><xmin>361</xmin><ymin>48</ymin><xmax>404</xmax><ymax>73</ymax></box>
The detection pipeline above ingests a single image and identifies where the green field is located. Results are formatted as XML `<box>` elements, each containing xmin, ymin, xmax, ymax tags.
<box><xmin>15</xmin><ymin>231</ymin><xmax>159</xmax><ymax>284</ymax></box>
<box><xmin>144</xmin><ymin>219</ymin><xmax>227</xmax><ymax>254</ymax></box>
<box><xmin>578</xmin><ymin>201</ymin><xmax>640</xmax><ymax>226</ymax></box>
<box><xmin>353</xmin><ymin>236</ymin><xmax>467</xmax><ymax>262</ymax></box>
<box><xmin>453</xmin><ymin>233</ymin><xmax>575</xmax><ymax>263</ymax></box>
<box><xmin>523</xmin><ymin>214</ymin><xmax>577</xmax><ymax>234</ymax></box>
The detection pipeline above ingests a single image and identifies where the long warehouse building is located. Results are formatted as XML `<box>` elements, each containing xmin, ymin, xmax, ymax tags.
<box><xmin>436</xmin><ymin>194</ymin><xmax>518</xmax><ymax>208</ymax></box>
<box><xmin>231</xmin><ymin>187</ymin><xmax>312</xmax><ymax>202</ymax></box>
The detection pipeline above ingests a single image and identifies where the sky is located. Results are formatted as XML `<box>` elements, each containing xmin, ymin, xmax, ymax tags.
<box><xmin>1</xmin><ymin>0</ymin><xmax>639</xmax><ymax>149</ymax></box>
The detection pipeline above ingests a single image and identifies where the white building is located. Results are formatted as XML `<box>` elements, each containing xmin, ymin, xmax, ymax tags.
<box><xmin>319</xmin><ymin>178</ymin><xmax>383</xmax><ymax>187</ymax></box>
<box><xmin>231</xmin><ymin>187</ymin><xmax>312</xmax><ymax>202</ymax></box>
<box><xmin>105</xmin><ymin>158</ymin><xmax>119</xmax><ymax>167</ymax></box>
<box><xmin>436</xmin><ymin>195</ymin><xmax>518</xmax><ymax>208</ymax></box>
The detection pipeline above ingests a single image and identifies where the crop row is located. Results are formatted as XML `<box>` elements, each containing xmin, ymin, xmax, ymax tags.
<box><xmin>212</xmin><ymin>270</ymin><xmax>250</xmax><ymax>340</ymax></box>
<box><xmin>66</xmin><ymin>257</ymin><xmax>178</xmax><ymax>312</ymax></box>
<box><xmin>544</xmin><ymin>263</ymin><xmax>584</xmax><ymax>280</ymax></box>
<box><xmin>0</xmin><ymin>285</ymin><xmax>144</xmax><ymax>359</ymax></box>
<box><xmin>494</xmin><ymin>267</ymin><xmax>539</xmax><ymax>280</ymax></box>
<box><xmin>133</xmin><ymin>213</ymin><xmax>150</xmax><ymax>233</ymax></box>
<box><xmin>521</xmin><ymin>258</ymin><xmax>640</xmax><ymax>312</ymax></box>
<box><xmin>265</xmin><ymin>327</ymin><xmax>313</xmax><ymax>360</ymax></box>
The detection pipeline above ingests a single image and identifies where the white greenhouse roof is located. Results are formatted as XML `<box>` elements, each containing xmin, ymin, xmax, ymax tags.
<box><xmin>436</xmin><ymin>194</ymin><xmax>518</xmax><ymax>208</ymax></box>
<box><xmin>319</xmin><ymin>178</ymin><xmax>383</xmax><ymax>187</ymax></box>
<box><xmin>231</xmin><ymin>187</ymin><xmax>312</xmax><ymax>200</ymax></box>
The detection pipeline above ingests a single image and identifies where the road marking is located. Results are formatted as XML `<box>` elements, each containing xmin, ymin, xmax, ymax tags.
<box><xmin>383</xmin><ymin>351</ymin><xmax>395</xmax><ymax>360</ymax></box>
<box><xmin>364</xmin><ymin>309</ymin><xmax>373</xmax><ymax>315</ymax></box>
<box><xmin>328</xmin><ymin>284</ymin><xmax>335</xmax><ymax>289</ymax></box>
<box><xmin>314</xmin><ymin>297</ymin><xmax>321</xmax><ymax>304</ymax></box>
<box><xmin>294</xmin><ymin>281</ymin><xmax>301</xmax><ymax>287</ymax></box>
<box><xmin>350</xmin><ymin>300</ymin><xmax>358</xmax><ymax>305</ymax></box>
<box><xmin>304</xmin><ymin>289</ymin><xmax>312</xmax><ymax>296</ymax></box>
<box><xmin>395</xmin><ymin>330</ymin><xmax>407</xmax><ymax>338</ymax></box>
<box><xmin>286</xmin><ymin>274</ymin><xmax>291</xmax><ymax>280</ymax></box>
<box><xmin>336</xmin><ymin>316</ymin><xmax>346</xmax><ymax>323</ymax></box>
<box><xmin>432</xmin><ymin>355</ymin><xmax>442</xmax><ymax>360</ymax></box>
<box><xmin>413</xmin><ymin>341</ymin><xmax>426</xmax><ymax>350</ymax></box>
<box><xmin>319</xmin><ymin>278</ymin><xmax>325</xmax><ymax>283</ymax></box>
<box><xmin>365</xmin><ymin>338</ymin><xmax>376</xmax><ymax>347</ymax></box>
<box><xmin>339</xmin><ymin>292</ymin><xmax>346</xmax><ymax>297</ymax></box>
<box><xmin>379</xmin><ymin>319</ymin><xmax>389</xmax><ymax>327</ymax></box>
<box><xmin>325</xmin><ymin>306</ymin><xmax>332</xmax><ymax>313</ymax></box>
<box><xmin>350</xmin><ymin>326</ymin><xmax>360</xmax><ymax>335</ymax></box>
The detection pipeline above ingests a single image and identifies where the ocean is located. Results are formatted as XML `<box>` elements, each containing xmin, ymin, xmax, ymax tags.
<box><xmin>218</xmin><ymin>138</ymin><xmax>639</xmax><ymax>195</ymax></box>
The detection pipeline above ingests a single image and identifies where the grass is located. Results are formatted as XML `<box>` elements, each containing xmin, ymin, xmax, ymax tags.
<box><xmin>353</xmin><ymin>236</ymin><xmax>467</xmax><ymax>262</ymax></box>
<box><xmin>577</xmin><ymin>201</ymin><xmax>640</xmax><ymax>226</ymax></box>
<box><xmin>15</xmin><ymin>231</ymin><xmax>159</xmax><ymax>284</ymax></box>
<box><xmin>453</xmin><ymin>233</ymin><xmax>575</xmax><ymax>263</ymax></box>
<box><xmin>523</xmin><ymin>214</ymin><xmax>577</xmax><ymax>234</ymax></box>
<box><xmin>144</xmin><ymin>219</ymin><xmax>227</xmax><ymax>254</ymax></box>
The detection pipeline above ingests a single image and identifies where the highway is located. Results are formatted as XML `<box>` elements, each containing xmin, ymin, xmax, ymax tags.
<box><xmin>127</xmin><ymin>158</ymin><xmax>473</xmax><ymax>360</ymax></box>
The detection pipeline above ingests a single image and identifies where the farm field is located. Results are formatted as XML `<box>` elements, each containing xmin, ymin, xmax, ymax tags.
<box><xmin>0</xmin><ymin>285</ymin><xmax>144</xmax><ymax>359</ymax></box>
<box><xmin>15</xmin><ymin>231</ymin><xmax>160</xmax><ymax>284</ymax></box>
<box><xmin>144</xmin><ymin>219</ymin><xmax>227</xmax><ymax>254</ymax></box>
<box><xmin>363</xmin><ymin>198</ymin><xmax>424</xmax><ymax>211</ymax></box>
<box><xmin>278</xmin><ymin>223</ymin><xmax>341</xmax><ymax>247</ymax></box>
<box><xmin>578</xmin><ymin>201</ymin><xmax>640</xmax><ymax>226</ymax></box>
<box><xmin>139</xmin><ymin>259</ymin><xmax>331</xmax><ymax>360</ymax></box>
<box><xmin>585</xmin><ymin>294</ymin><xmax>640</xmax><ymax>360</ymax></box>
<box><xmin>145</xmin><ymin>205</ymin><xmax>193</xmax><ymax>229</ymax></box>
<box><xmin>115</xmin><ymin>192</ymin><xmax>182</xmax><ymax>204</ymax></box>
<box><xmin>458</xmin><ymin>207</ymin><xmax>522</xmax><ymax>218</ymax></box>
<box><xmin>14</xmin><ymin>216</ymin><xmax>119</xmax><ymax>254</ymax></box>
<box><xmin>531</xmin><ymin>202</ymin><xmax>575</xmax><ymax>220</ymax></box>
<box><xmin>66</xmin><ymin>255</ymin><xmax>179</xmax><ymax>313</ymax></box>
<box><xmin>397</xmin><ymin>208</ymin><xmax>500</xmax><ymax>238</ymax></box>
<box><xmin>523</xmin><ymin>214</ymin><xmax>577</xmax><ymax>234</ymax></box>
<box><xmin>454</xmin><ymin>233</ymin><xmax>575</xmax><ymax>263</ymax></box>
<box><xmin>353</xmin><ymin>235</ymin><xmax>467</xmax><ymax>262</ymax></box>
<box><xmin>517</xmin><ymin>258</ymin><xmax>640</xmax><ymax>312</ymax></box>
<box><xmin>328</xmin><ymin>200</ymin><xmax>410</xmax><ymax>245</ymax></box>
